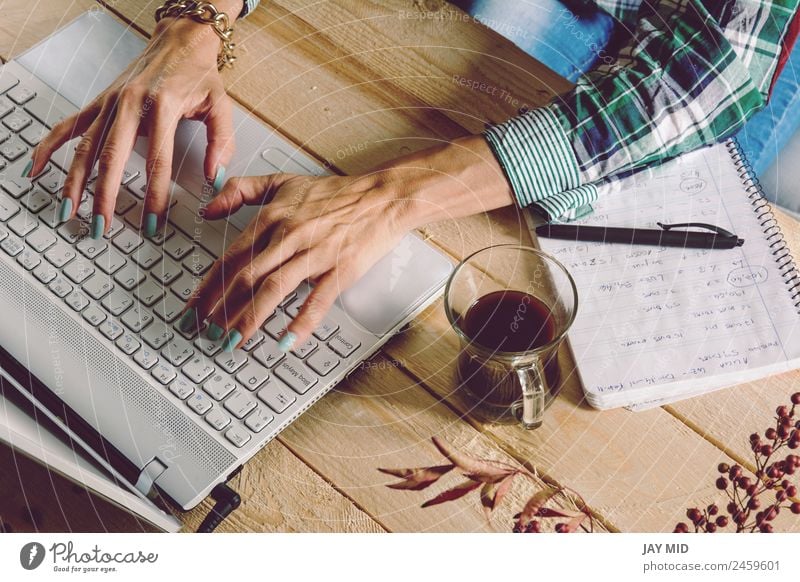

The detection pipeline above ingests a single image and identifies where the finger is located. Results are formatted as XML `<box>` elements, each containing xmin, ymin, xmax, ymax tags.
<box><xmin>283</xmin><ymin>271</ymin><xmax>343</xmax><ymax>347</ymax></box>
<box><xmin>202</xmin><ymin>173</ymin><xmax>295</xmax><ymax>220</ymax></box>
<box><xmin>29</xmin><ymin>102</ymin><xmax>101</xmax><ymax>177</ymax></box>
<box><xmin>178</xmin><ymin>209</ymin><xmax>282</xmax><ymax>331</ymax></box>
<box><xmin>214</xmin><ymin>252</ymin><xmax>311</xmax><ymax>352</ymax></box>
<box><xmin>60</xmin><ymin>106</ymin><xmax>113</xmax><ymax>231</ymax></box>
<box><xmin>142</xmin><ymin>101</ymin><xmax>180</xmax><ymax>237</ymax></box>
<box><xmin>202</xmin><ymin>89</ymin><xmax>235</xmax><ymax>193</ymax></box>
<box><xmin>91</xmin><ymin>90</ymin><xmax>142</xmax><ymax>236</ymax></box>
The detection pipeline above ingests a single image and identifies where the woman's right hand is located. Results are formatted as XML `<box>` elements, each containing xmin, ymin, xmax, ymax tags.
<box><xmin>29</xmin><ymin>12</ymin><xmax>238</xmax><ymax>239</ymax></box>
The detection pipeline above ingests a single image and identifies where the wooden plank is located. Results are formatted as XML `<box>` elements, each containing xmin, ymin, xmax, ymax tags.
<box><xmin>0</xmin><ymin>0</ymin><xmax>96</xmax><ymax>60</ymax></box>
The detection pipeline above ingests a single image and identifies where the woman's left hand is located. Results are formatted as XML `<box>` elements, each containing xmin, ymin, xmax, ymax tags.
<box><xmin>180</xmin><ymin>135</ymin><xmax>515</xmax><ymax>352</ymax></box>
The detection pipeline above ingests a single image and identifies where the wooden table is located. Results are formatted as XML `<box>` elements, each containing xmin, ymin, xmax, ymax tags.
<box><xmin>1</xmin><ymin>0</ymin><xmax>799</xmax><ymax>533</ymax></box>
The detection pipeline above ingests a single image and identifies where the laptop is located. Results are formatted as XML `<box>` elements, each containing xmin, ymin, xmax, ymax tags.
<box><xmin>0</xmin><ymin>10</ymin><xmax>452</xmax><ymax>520</ymax></box>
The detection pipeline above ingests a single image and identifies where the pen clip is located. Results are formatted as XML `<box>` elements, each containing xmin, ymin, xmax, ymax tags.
<box><xmin>656</xmin><ymin>222</ymin><xmax>738</xmax><ymax>238</ymax></box>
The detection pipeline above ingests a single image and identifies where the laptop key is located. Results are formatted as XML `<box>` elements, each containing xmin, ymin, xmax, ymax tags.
<box><xmin>264</xmin><ymin>312</ymin><xmax>290</xmax><ymax>340</ymax></box>
<box><xmin>32</xmin><ymin>263</ymin><xmax>57</xmax><ymax>284</ymax></box>
<box><xmin>7</xmin><ymin>85</ymin><xmax>36</xmax><ymax>105</ymax></box>
<box><xmin>223</xmin><ymin>389</ymin><xmax>257</xmax><ymax>419</ymax></box>
<box><xmin>0</xmin><ymin>137</ymin><xmax>26</xmax><ymax>161</ymax></box>
<box><xmin>48</xmin><ymin>275</ymin><xmax>73</xmax><ymax>298</ymax></box>
<box><xmin>121</xmin><ymin>304</ymin><xmax>153</xmax><ymax>333</ymax></box>
<box><xmin>195</xmin><ymin>336</ymin><xmax>223</xmax><ymax>357</ymax></box>
<box><xmin>169</xmin><ymin>377</ymin><xmax>195</xmax><ymax>400</ymax></box>
<box><xmin>171</xmin><ymin>276</ymin><xmax>200</xmax><ymax>302</ymax></box>
<box><xmin>8</xmin><ymin>212</ymin><xmax>37</xmax><ymax>237</ymax></box>
<box><xmin>104</xmin><ymin>217</ymin><xmax>125</xmax><ymax>239</ymax></box>
<box><xmin>112</xmin><ymin>228</ymin><xmax>143</xmax><ymax>254</ymax></box>
<box><xmin>244</xmin><ymin>407</ymin><xmax>273</xmax><ymax>434</ymax></box>
<box><xmin>241</xmin><ymin>330</ymin><xmax>264</xmax><ymax>352</ymax></box>
<box><xmin>16</xmin><ymin>247</ymin><xmax>40</xmax><ymax>270</ymax></box>
<box><xmin>64</xmin><ymin>290</ymin><xmax>90</xmax><ymax>312</ymax></box>
<box><xmin>0</xmin><ymin>97</ymin><xmax>13</xmax><ymax>119</ymax></box>
<box><xmin>224</xmin><ymin>425</ymin><xmax>251</xmax><ymax>447</ymax></box>
<box><xmin>313</xmin><ymin>318</ymin><xmax>339</xmax><ymax>341</ymax></box>
<box><xmin>21</xmin><ymin>188</ymin><xmax>50</xmax><ymax>212</ymax></box>
<box><xmin>63</xmin><ymin>258</ymin><xmax>95</xmax><ymax>284</ymax></box>
<box><xmin>131</xmin><ymin>241</ymin><xmax>161</xmax><ymax>269</ymax></box>
<box><xmin>251</xmin><ymin>341</ymin><xmax>285</xmax><ymax>369</ymax></box>
<box><xmin>81</xmin><ymin>305</ymin><xmax>107</xmax><ymax>327</ymax></box>
<box><xmin>98</xmin><ymin>318</ymin><xmax>124</xmax><ymax>341</ymax></box>
<box><xmin>187</xmin><ymin>392</ymin><xmax>212</xmax><ymax>414</ymax></box>
<box><xmin>115</xmin><ymin>332</ymin><xmax>141</xmax><ymax>355</ymax></box>
<box><xmin>134</xmin><ymin>279</ymin><xmax>164</xmax><ymax>306</ymax></box>
<box><xmin>151</xmin><ymin>362</ymin><xmax>177</xmax><ymax>385</ymax></box>
<box><xmin>152</xmin><ymin>293</ymin><xmax>184</xmax><ymax>323</ymax></box>
<box><xmin>57</xmin><ymin>219</ymin><xmax>88</xmax><ymax>244</ymax></box>
<box><xmin>203</xmin><ymin>373</ymin><xmax>236</xmax><ymax>400</ymax></box>
<box><xmin>214</xmin><ymin>350</ymin><xmax>248</xmax><ymax>374</ymax></box>
<box><xmin>183</xmin><ymin>355</ymin><xmax>215</xmax><ymax>383</ymax></box>
<box><xmin>1</xmin><ymin>233</ymin><xmax>24</xmax><ymax>257</ymax></box>
<box><xmin>162</xmin><ymin>337</ymin><xmax>195</xmax><ymax>367</ymax></box>
<box><xmin>76</xmin><ymin>237</ymin><xmax>107</xmax><ymax>259</ymax></box>
<box><xmin>236</xmin><ymin>361</ymin><xmax>269</xmax><ymax>391</ymax></box>
<box><xmin>163</xmin><ymin>232</ymin><xmax>193</xmax><ymax>260</ymax></box>
<box><xmin>20</xmin><ymin>122</ymin><xmax>47</xmax><ymax>147</ymax></box>
<box><xmin>0</xmin><ymin>191</ymin><xmax>20</xmax><ymax>220</ymax></box>
<box><xmin>133</xmin><ymin>346</ymin><xmax>159</xmax><ymax>370</ymax></box>
<box><xmin>95</xmin><ymin>247</ymin><xmax>126</xmax><ymax>275</ymax></box>
<box><xmin>307</xmin><ymin>346</ymin><xmax>340</xmax><ymax>377</ymax></box>
<box><xmin>39</xmin><ymin>167</ymin><xmax>66</xmax><ymax>195</ymax></box>
<box><xmin>274</xmin><ymin>358</ymin><xmax>317</xmax><ymax>395</ymax></box>
<box><xmin>182</xmin><ymin>249</ymin><xmax>214</xmax><ymax>276</ymax></box>
<box><xmin>82</xmin><ymin>274</ymin><xmax>114</xmax><ymax>300</ymax></box>
<box><xmin>141</xmin><ymin>322</ymin><xmax>174</xmax><ymax>350</ymax></box>
<box><xmin>2</xmin><ymin>177</ymin><xmax>32</xmax><ymax>199</ymax></box>
<box><xmin>2</xmin><ymin>110</ymin><xmax>32</xmax><ymax>132</ymax></box>
<box><xmin>149</xmin><ymin>224</ymin><xmax>175</xmax><ymax>246</ymax></box>
<box><xmin>151</xmin><ymin>258</ymin><xmax>182</xmax><ymax>286</ymax></box>
<box><xmin>291</xmin><ymin>338</ymin><xmax>317</xmax><ymax>359</ymax></box>
<box><xmin>329</xmin><ymin>331</ymin><xmax>361</xmax><ymax>358</ymax></box>
<box><xmin>101</xmin><ymin>288</ymin><xmax>134</xmax><ymax>316</ymax></box>
<box><xmin>114</xmin><ymin>263</ymin><xmax>145</xmax><ymax>290</ymax></box>
<box><xmin>26</xmin><ymin>227</ymin><xmax>56</xmax><ymax>253</ymax></box>
<box><xmin>204</xmin><ymin>408</ymin><xmax>230</xmax><ymax>431</ymax></box>
<box><xmin>257</xmin><ymin>377</ymin><xmax>297</xmax><ymax>413</ymax></box>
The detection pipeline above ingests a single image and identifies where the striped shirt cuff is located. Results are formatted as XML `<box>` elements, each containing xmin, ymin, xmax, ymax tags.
<box><xmin>484</xmin><ymin>106</ymin><xmax>586</xmax><ymax>221</ymax></box>
<box><xmin>240</xmin><ymin>0</ymin><xmax>260</xmax><ymax>17</ymax></box>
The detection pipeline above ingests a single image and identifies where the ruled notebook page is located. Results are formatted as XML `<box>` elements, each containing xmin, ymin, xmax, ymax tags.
<box><xmin>536</xmin><ymin>142</ymin><xmax>800</xmax><ymax>409</ymax></box>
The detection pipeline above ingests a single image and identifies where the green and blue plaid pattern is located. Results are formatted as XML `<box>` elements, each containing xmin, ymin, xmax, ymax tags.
<box><xmin>485</xmin><ymin>0</ymin><xmax>800</xmax><ymax>220</ymax></box>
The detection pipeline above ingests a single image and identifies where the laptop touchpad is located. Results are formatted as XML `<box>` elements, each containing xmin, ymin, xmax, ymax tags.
<box><xmin>335</xmin><ymin>234</ymin><xmax>452</xmax><ymax>337</ymax></box>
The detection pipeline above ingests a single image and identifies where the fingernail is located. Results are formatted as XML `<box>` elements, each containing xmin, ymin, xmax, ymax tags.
<box><xmin>90</xmin><ymin>215</ymin><xmax>105</xmax><ymax>240</ymax></box>
<box><xmin>207</xmin><ymin>322</ymin><xmax>225</xmax><ymax>341</ymax></box>
<box><xmin>58</xmin><ymin>198</ymin><xmax>72</xmax><ymax>222</ymax></box>
<box><xmin>277</xmin><ymin>332</ymin><xmax>297</xmax><ymax>353</ymax></box>
<box><xmin>144</xmin><ymin>213</ymin><xmax>157</xmax><ymax>238</ymax></box>
<box><xmin>178</xmin><ymin>308</ymin><xmax>196</xmax><ymax>332</ymax></box>
<box><xmin>221</xmin><ymin>329</ymin><xmax>242</xmax><ymax>352</ymax></box>
<box><xmin>21</xmin><ymin>159</ymin><xmax>32</xmax><ymax>178</ymax></box>
<box><xmin>212</xmin><ymin>165</ymin><xmax>226</xmax><ymax>193</ymax></box>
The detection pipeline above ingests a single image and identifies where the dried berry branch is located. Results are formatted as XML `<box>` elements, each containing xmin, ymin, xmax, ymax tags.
<box><xmin>379</xmin><ymin>436</ymin><xmax>594</xmax><ymax>533</ymax></box>
<box><xmin>676</xmin><ymin>392</ymin><xmax>800</xmax><ymax>533</ymax></box>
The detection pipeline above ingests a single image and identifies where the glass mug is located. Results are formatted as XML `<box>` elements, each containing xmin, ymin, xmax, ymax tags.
<box><xmin>444</xmin><ymin>245</ymin><xmax>578</xmax><ymax>429</ymax></box>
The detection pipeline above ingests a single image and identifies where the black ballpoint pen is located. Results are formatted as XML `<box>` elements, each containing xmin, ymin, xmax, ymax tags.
<box><xmin>535</xmin><ymin>222</ymin><xmax>745</xmax><ymax>249</ymax></box>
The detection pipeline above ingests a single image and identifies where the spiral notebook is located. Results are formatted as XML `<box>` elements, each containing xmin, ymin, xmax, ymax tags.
<box><xmin>533</xmin><ymin>140</ymin><xmax>800</xmax><ymax>410</ymax></box>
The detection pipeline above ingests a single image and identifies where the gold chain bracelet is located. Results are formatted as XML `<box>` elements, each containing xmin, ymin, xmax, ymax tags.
<box><xmin>155</xmin><ymin>0</ymin><xmax>237</xmax><ymax>70</ymax></box>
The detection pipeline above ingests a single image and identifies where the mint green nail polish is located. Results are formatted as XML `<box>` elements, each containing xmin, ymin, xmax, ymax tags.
<box><xmin>213</xmin><ymin>165</ymin><xmax>226</xmax><ymax>193</ymax></box>
<box><xmin>21</xmin><ymin>159</ymin><xmax>32</xmax><ymax>178</ymax></box>
<box><xmin>178</xmin><ymin>308</ymin><xmax>196</xmax><ymax>332</ymax></box>
<box><xmin>207</xmin><ymin>323</ymin><xmax>225</xmax><ymax>341</ymax></box>
<box><xmin>58</xmin><ymin>198</ymin><xmax>72</xmax><ymax>223</ymax></box>
<box><xmin>277</xmin><ymin>332</ymin><xmax>297</xmax><ymax>353</ymax></box>
<box><xmin>90</xmin><ymin>215</ymin><xmax>105</xmax><ymax>240</ymax></box>
<box><xmin>221</xmin><ymin>329</ymin><xmax>242</xmax><ymax>353</ymax></box>
<box><xmin>144</xmin><ymin>213</ymin><xmax>157</xmax><ymax>238</ymax></box>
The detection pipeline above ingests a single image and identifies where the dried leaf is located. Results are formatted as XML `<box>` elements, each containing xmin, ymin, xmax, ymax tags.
<box><xmin>421</xmin><ymin>479</ymin><xmax>482</xmax><ymax>508</ymax></box>
<box><xmin>480</xmin><ymin>474</ymin><xmax>516</xmax><ymax>518</ymax></box>
<box><xmin>431</xmin><ymin>437</ymin><xmax>516</xmax><ymax>483</ymax></box>
<box><xmin>517</xmin><ymin>488</ymin><xmax>559</xmax><ymax>526</ymax></box>
<box><xmin>564</xmin><ymin>512</ymin><xmax>588</xmax><ymax>533</ymax></box>
<box><xmin>378</xmin><ymin>464</ymin><xmax>454</xmax><ymax>491</ymax></box>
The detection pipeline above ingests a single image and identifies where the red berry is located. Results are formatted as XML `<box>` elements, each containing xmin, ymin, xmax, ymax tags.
<box><xmin>765</xmin><ymin>507</ymin><xmax>778</xmax><ymax>521</ymax></box>
<box><xmin>766</xmin><ymin>428</ymin><xmax>777</xmax><ymax>440</ymax></box>
<box><xmin>777</xmin><ymin>490</ymin><xmax>788</xmax><ymax>502</ymax></box>
<box><xmin>778</xmin><ymin>425</ymin><xmax>790</xmax><ymax>438</ymax></box>
<box><xmin>555</xmin><ymin>523</ymin><xmax>568</xmax><ymax>533</ymax></box>
<box><xmin>787</xmin><ymin>485</ymin><xmax>798</xmax><ymax>497</ymax></box>
<box><xmin>760</xmin><ymin>523</ymin><xmax>774</xmax><ymax>533</ymax></box>
<box><xmin>674</xmin><ymin>522</ymin><xmax>689</xmax><ymax>533</ymax></box>
<box><xmin>790</xmin><ymin>503</ymin><xmax>800</xmax><ymax>515</ymax></box>
<box><xmin>761</xmin><ymin>444</ymin><xmax>774</xmax><ymax>456</ymax></box>
<box><xmin>705</xmin><ymin>522</ymin><xmax>717</xmax><ymax>533</ymax></box>
<box><xmin>718</xmin><ymin>462</ymin><xmax>730</xmax><ymax>474</ymax></box>
<box><xmin>791</xmin><ymin>393</ymin><xmax>800</xmax><ymax>405</ymax></box>
<box><xmin>777</xmin><ymin>405</ymin><xmax>790</xmax><ymax>418</ymax></box>
<box><xmin>749</xmin><ymin>498</ymin><xmax>761</xmax><ymax>510</ymax></box>
<box><xmin>727</xmin><ymin>502</ymin><xmax>737</xmax><ymax>514</ymax></box>
<box><xmin>716</xmin><ymin>516</ymin><xmax>729</xmax><ymax>527</ymax></box>
<box><xmin>750</xmin><ymin>433</ymin><xmax>761</xmax><ymax>442</ymax></box>
<box><xmin>687</xmin><ymin>508</ymin><xmax>702</xmax><ymax>523</ymax></box>
<box><xmin>747</xmin><ymin>484</ymin><xmax>758</xmax><ymax>496</ymax></box>
<box><xmin>716</xmin><ymin>477</ymin><xmax>728</xmax><ymax>490</ymax></box>
<box><xmin>707</xmin><ymin>504</ymin><xmax>718</xmax><ymax>516</ymax></box>
<box><xmin>729</xmin><ymin>465</ymin><xmax>743</xmax><ymax>479</ymax></box>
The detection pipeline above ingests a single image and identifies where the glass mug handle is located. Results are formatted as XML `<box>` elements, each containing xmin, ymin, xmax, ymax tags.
<box><xmin>511</xmin><ymin>363</ymin><xmax>547</xmax><ymax>430</ymax></box>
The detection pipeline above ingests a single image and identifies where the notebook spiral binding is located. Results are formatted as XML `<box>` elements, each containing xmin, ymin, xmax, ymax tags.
<box><xmin>726</xmin><ymin>138</ymin><xmax>800</xmax><ymax>311</ymax></box>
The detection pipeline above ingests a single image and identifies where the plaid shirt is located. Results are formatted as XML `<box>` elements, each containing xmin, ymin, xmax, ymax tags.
<box><xmin>240</xmin><ymin>1</ymin><xmax>800</xmax><ymax>221</ymax></box>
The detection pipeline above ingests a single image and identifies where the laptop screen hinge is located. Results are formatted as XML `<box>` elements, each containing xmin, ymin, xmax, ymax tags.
<box><xmin>135</xmin><ymin>458</ymin><xmax>168</xmax><ymax>497</ymax></box>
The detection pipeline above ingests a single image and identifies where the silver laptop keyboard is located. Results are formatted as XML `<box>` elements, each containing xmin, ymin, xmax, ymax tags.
<box><xmin>0</xmin><ymin>72</ymin><xmax>364</xmax><ymax>450</ymax></box>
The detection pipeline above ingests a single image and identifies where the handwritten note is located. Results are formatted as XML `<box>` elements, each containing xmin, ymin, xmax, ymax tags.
<box><xmin>536</xmin><ymin>143</ymin><xmax>800</xmax><ymax>410</ymax></box>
